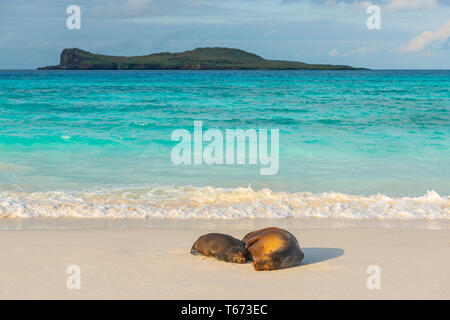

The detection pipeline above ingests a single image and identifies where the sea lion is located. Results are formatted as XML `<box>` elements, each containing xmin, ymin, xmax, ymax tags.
<box><xmin>242</xmin><ymin>227</ymin><xmax>304</xmax><ymax>271</ymax></box>
<box><xmin>191</xmin><ymin>233</ymin><xmax>249</xmax><ymax>264</ymax></box>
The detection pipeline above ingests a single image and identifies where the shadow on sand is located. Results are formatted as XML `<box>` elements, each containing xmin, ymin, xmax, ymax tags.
<box><xmin>301</xmin><ymin>247</ymin><xmax>344</xmax><ymax>266</ymax></box>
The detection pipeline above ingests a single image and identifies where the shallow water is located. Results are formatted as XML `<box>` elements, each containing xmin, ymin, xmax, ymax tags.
<box><xmin>0</xmin><ymin>70</ymin><xmax>449</xmax><ymax>219</ymax></box>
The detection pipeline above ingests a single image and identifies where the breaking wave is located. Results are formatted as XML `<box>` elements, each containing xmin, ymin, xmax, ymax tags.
<box><xmin>0</xmin><ymin>185</ymin><xmax>448</xmax><ymax>220</ymax></box>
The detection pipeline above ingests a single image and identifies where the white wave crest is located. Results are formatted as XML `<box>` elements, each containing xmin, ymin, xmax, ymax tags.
<box><xmin>0</xmin><ymin>186</ymin><xmax>448</xmax><ymax>220</ymax></box>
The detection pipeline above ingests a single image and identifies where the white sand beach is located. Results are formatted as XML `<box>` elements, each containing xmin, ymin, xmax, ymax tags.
<box><xmin>0</xmin><ymin>219</ymin><xmax>449</xmax><ymax>300</ymax></box>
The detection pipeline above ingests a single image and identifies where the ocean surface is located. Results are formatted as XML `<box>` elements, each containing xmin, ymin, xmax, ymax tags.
<box><xmin>0</xmin><ymin>70</ymin><xmax>448</xmax><ymax>219</ymax></box>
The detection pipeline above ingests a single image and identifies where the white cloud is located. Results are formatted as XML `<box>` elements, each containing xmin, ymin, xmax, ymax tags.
<box><xmin>344</xmin><ymin>45</ymin><xmax>377</xmax><ymax>55</ymax></box>
<box><xmin>265</xmin><ymin>29</ymin><xmax>278</xmax><ymax>36</ymax></box>
<box><xmin>405</xmin><ymin>19</ymin><xmax>450</xmax><ymax>52</ymax></box>
<box><xmin>90</xmin><ymin>0</ymin><xmax>226</xmax><ymax>19</ymax></box>
<box><xmin>328</xmin><ymin>48</ymin><xmax>339</xmax><ymax>56</ymax></box>
<box><xmin>385</xmin><ymin>0</ymin><xmax>439</xmax><ymax>12</ymax></box>
<box><xmin>92</xmin><ymin>0</ymin><xmax>160</xmax><ymax>17</ymax></box>
<box><xmin>356</xmin><ymin>45</ymin><xmax>377</xmax><ymax>53</ymax></box>
<box><xmin>287</xmin><ymin>0</ymin><xmax>447</xmax><ymax>11</ymax></box>
<box><xmin>338</xmin><ymin>1</ymin><xmax>372</xmax><ymax>9</ymax></box>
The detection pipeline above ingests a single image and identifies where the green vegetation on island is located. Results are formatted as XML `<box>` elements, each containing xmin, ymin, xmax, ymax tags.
<box><xmin>38</xmin><ymin>47</ymin><xmax>366</xmax><ymax>70</ymax></box>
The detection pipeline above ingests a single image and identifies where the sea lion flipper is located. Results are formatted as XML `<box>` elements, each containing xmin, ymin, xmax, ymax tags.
<box><xmin>243</xmin><ymin>234</ymin><xmax>261</xmax><ymax>249</ymax></box>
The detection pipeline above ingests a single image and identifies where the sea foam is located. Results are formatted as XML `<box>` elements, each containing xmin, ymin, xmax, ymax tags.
<box><xmin>0</xmin><ymin>186</ymin><xmax>448</xmax><ymax>220</ymax></box>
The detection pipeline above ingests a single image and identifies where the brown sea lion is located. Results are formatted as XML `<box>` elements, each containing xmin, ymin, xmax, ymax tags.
<box><xmin>242</xmin><ymin>227</ymin><xmax>304</xmax><ymax>271</ymax></box>
<box><xmin>191</xmin><ymin>233</ymin><xmax>249</xmax><ymax>264</ymax></box>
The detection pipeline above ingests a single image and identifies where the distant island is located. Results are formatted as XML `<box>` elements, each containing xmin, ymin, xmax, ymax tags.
<box><xmin>38</xmin><ymin>47</ymin><xmax>365</xmax><ymax>70</ymax></box>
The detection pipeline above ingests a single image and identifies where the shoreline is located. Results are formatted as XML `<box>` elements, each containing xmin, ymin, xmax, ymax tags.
<box><xmin>1</xmin><ymin>217</ymin><xmax>449</xmax><ymax>231</ymax></box>
<box><xmin>0</xmin><ymin>223</ymin><xmax>449</xmax><ymax>299</ymax></box>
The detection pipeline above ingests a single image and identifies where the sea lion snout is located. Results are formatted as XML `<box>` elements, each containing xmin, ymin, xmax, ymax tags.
<box><xmin>232</xmin><ymin>255</ymin><xmax>247</xmax><ymax>264</ymax></box>
<box><xmin>228</xmin><ymin>246</ymin><xmax>249</xmax><ymax>264</ymax></box>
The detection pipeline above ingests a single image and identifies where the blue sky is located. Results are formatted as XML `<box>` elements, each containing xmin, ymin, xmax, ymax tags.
<box><xmin>1</xmin><ymin>0</ymin><xmax>449</xmax><ymax>69</ymax></box>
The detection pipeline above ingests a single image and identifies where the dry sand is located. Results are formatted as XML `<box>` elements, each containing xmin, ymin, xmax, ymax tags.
<box><xmin>0</xmin><ymin>219</ymin><xmax>449</xmax><ymax>300</ymax></box>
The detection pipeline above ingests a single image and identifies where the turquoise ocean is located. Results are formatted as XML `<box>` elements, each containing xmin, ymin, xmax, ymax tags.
<box><xmin>0</xmin><ymin>70</ymin><xmax>448</xmax><ymax>219</ymax></box>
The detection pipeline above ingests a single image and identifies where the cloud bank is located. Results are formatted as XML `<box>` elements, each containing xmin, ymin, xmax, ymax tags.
<box><xmin>406</xmin><ymin>19</ymin><xmax>450</xmax><ymax>52</ymax></box>
<box><xmin>283</xmin><ymin>0</ymin><xmax>449</xmax><ymax>11</ymax></box>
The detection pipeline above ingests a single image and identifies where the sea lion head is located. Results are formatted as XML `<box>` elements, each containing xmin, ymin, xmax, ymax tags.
<box><xmin>227</xmin><ymin>246</ymin><xmax>249</xmax><ymax>264</ymax></box>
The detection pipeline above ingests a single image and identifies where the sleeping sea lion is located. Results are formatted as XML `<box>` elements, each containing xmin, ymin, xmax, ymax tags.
<box><xmin>191</xmin><ymin>233</ymin><xmax>249</xmax><ymax>264</ymax></box>
<box><xmin>242</xmin><ymin>227</ymin><xmax>304</xmax><ymax>271</ymax></box>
